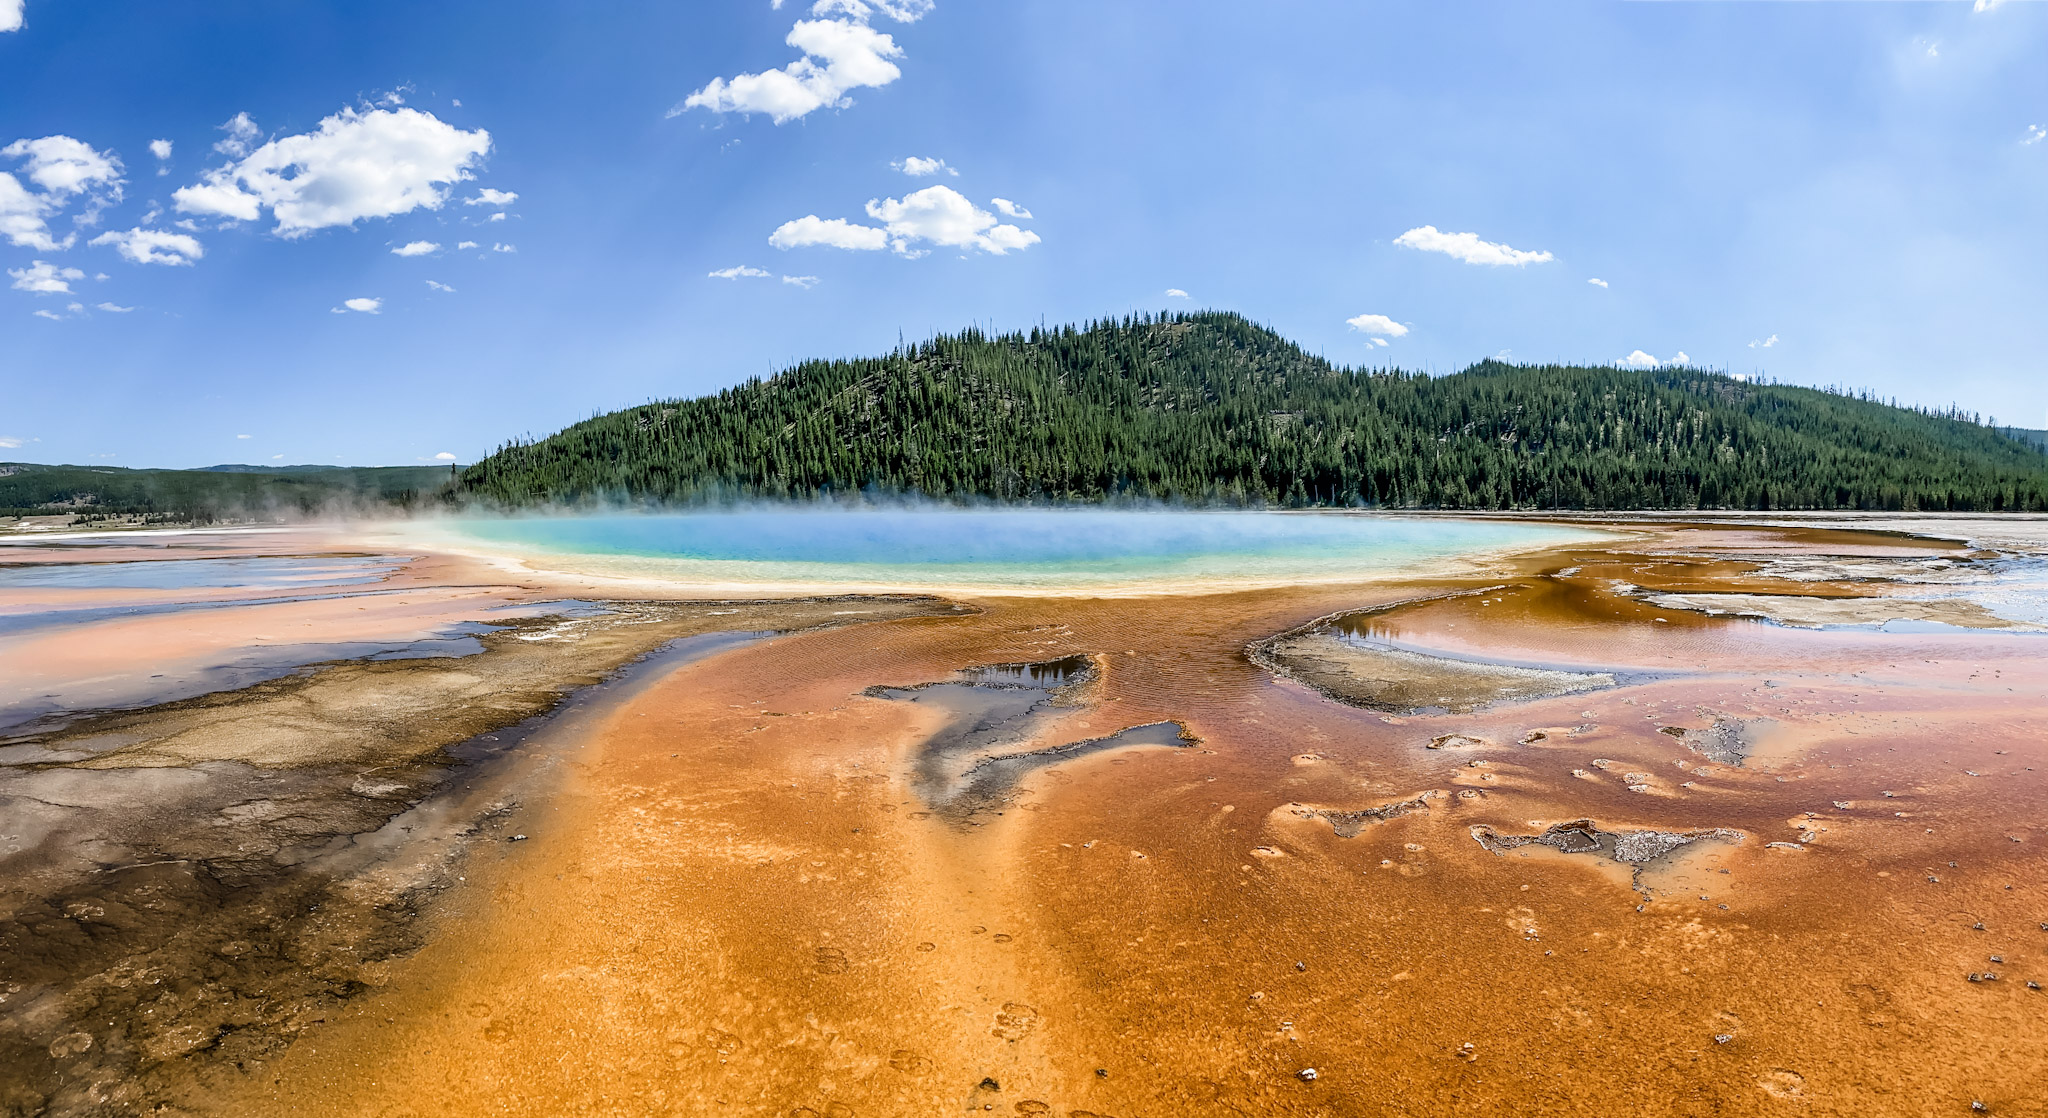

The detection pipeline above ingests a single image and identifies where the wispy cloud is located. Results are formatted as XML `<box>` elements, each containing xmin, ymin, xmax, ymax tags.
<box><xmin>1747</xmin><ymin>334</ymin><xmax>1778</xmax><ymax>349</ymax></box>
<box><xmin>893</xmin><ymin>156</ymin><xmax>955</xmax><ymax>177</ymax></box>
<box><xmin>709</xmin><ymin>264</ymin><xmax>772</xmax><ymax>279</ymax></box>
<box><xmin>425</xmin><ymin>279</ymin><xmax>455</xmax><ymax>292</ymax></box>
<box><xmin>2025</xmin><ymin>124</ymin><xmax>2046</xmax><ymax>146</ymax></box>
<box><xmin>781</xmin><ymin>274</ymin><xmax>820</xmax><ymax>288</ymax></box>
<box><xmin>1587</xmin><ymin>277</ymin><xmax>1608</xmax><ymax>288</ymax></box>
<box><xmin>1394</xmin><ymin>225</ymin><xmax>1553</xmax><ymax>267</ymax></box>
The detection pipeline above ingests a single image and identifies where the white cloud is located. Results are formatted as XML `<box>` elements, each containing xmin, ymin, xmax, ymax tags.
<box><xmin>485</xmin><ymin>211</ymin><xmax>506</xmax><ymax>222</ymax></box>
<box><xmin>709</xmin><ymin>264</ymin><xmax>772</xmax><ymax>279</ymax></box>
<box><xmin>425</xmin><ymin>279</ymin><xmax>455</xmax><ymax>292</ymax></box>
<box><xmin>1394</xmin><ymin>225</ymin><xmax>1553</xmax><ymax>267</ymax></box>
<box><xmin>31</xmin><ymin>309</ymin><xmax>61</xmax><ymax>320</ymax></box>
<box><xmin>391</xmin><ymin>240</ymin><xmax>440</xmax><ymax>256</ymax></box>
<box><xmin>1587</xmin><ymin>277</ymin><xmax>1608</xmax><ymax>288</ymax></box>
<box><xmin>675</xmin><ymin>17</ymin><xmax>908</xmax><ymax>124</ymax></box>
<box><xmin>491</xmin><ymin>242</ymin><xmax>515</xmax><ymax>253</ymax></box>
<box><xmin>466</xmin><ymin>188</ymin><xmax>517</xmax><ymax>206</ymax></box>
<box><xmin>434</xmin><ymin>451</ymin><xmax>457</xmax><ymax>461</ymax></box>
<box><xmin>174</xmin><ymin>107</ymin><xmax>491</xmax><ymax>238</ymax></box>
<box><xmin>236</xmin><ymin>434</ymin><xmax>252</xmax><ymax>439</ymax></box>
<box><xmin>149</xmin><ymin>138</ymin><xmax>172</xmax><ymax>162</ymax></box>
<box><xmin>1345</xmin><ymin>313</ymin><xmax>1409</xmax><ymax>338</ymax></box>
<box><xmin>90</xmin><ymin>227</ymin><xmax>203</xmax><ymax>265</ymax></box>
<box><xmin>2025</xmin><ymin>124</ymin><xmax>2046</xmax><ymax>146</ymax></box>
<box><xmin>213</xmin><ymin>112</ymin><xmax>261</xmax><ymax>158</ymax></box>
<box><xmin>866</xmin><ymin>185</ymin><xmax>1038</xmax><ymax>255</ymax></box>
<box><xmin>1164</xmin><ymin>288</ymin><xmax>1189</xmax><ymax>299</ymax></box>
<box><xmin>0</xmin><ymin>135</ymin><xmax>124</xmax><ymax>249</ymax></box>
<box><xmin>813</xmin><ymin>0</ymin><xmax>932</xmax><ymax>19</ymax></box>
<box><xmin>95</xmin><ymin>301</ymin><xmax>133</xmax><ymax>312</ymax></box>
<box><xmin>0</xmin><ymin>436</ymin><xmax>23</xmax><ymax>448</ymax></box>
<box><xmin>1</xmin><ymin>135</ymin><xmax>120</xmax><ymax>197</ymax></box>
<box><xmin>1369</xmin><ymin>337</ymin><xmax>1389</xmax><ymax>348</ymax></box>
<box><xmin>0</xmin><ymin>0</ymin><xmax>21</xmax><ymax>33</ymax></box>
<box><xmin>8</xmin><ymin>259</ymin><xmax>83</xmax><ymax>293</ymax></box>
<box><xmin>1974</xmin><ymin>0</ymin><xmax>2007</xmax><ymax>12</ymax></box>
<box><xmin>771</xmin><ymin>186</ymin><xmax>1038</xmax><ymax>256</ymax></box>
<box><xmin>1618</xmin><ymin>349</ymin><xmax>1692</xmax><ymax>368</ymax></box>
<box><xmin>989</xmin><ymin>197</ymin><xmax>1032</xmax><ymax>219</ymax></box>
<box><xmin>456</xmin><ymin>240</ymin><xmax>478</xmax><ymax>250</ymax></box>
<box><xmin>341</xmin><ymin>297</ymin><xmax>382</xmax><ymax>314</ymax></box>
<box><xmin>894</xmin><ymin>156</ymin><xmax>955</xmax><ymax>177</ymax></box>
<box><xmin>769</xmin><ymin>214</ymin><xmax>891</xmax><ymax>251</ymax></box>
<box><xmin>782</xmin><ymin>274</ymin><xmax>820</xmax><ymax>288</ymax></box>
<box><xmin>1748</xmin><ymin>334</ymin><xmax>1779</xmax><ymax>349</ymax></box>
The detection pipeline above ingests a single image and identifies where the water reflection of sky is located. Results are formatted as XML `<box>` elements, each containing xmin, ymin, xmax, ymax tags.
<box><xmin>0</xmin><ymin>555</ymin><xmax>404</xmax><ymax>590</ymax></box>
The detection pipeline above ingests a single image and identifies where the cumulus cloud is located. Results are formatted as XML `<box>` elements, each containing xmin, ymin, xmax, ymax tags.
<box><xmin>339</xmin><ymin>297</ymin><xmax>382</xmax><ymax>314</ymax></box>
<box><xmin>0</xmin><ymin>436</ymin><xmax>22</xmax><ymax>448</ymax></box>
<box><xmin>2</xmin><ymin>265</ymin><xmax>62</xmax><ymax>299</ymax></box>
<box><xmin>95</xmin><ymin>301</ymin><xmax>132</xmax><ymax>312</ymax></box>
<box><xmin>434</xmin><ymin>451</ymin><xmax>457</xmax><ymax>461</ymax></box>
<box><xmin>391</xmin><ymin>240</ymin><xmax>440</xmax><ymax>256</ymax></box>
<box><xmin>866</xmin><ymin>185</ymin><xmax>1038</xmax><ymax>254</ymax></box>
<box><xmin>989</xmin><ymin>197</ymin><xmax>1031</xmax><ymax>219</ymax></box>
<box><xmin>709</xmin><ymin>264</ymin><xmax>772</xmax><ymax>278</ymax></box>
<box><xmin>782</xmin><ymin>274</ymin><xmax>820</xmax><ymax>288</ymax></box>
<box><xmin>1344</xmin><ymin>313</ymin><xmax>1409</xmax><ymax>338</ymax></box>
<box><xmin>174</xmin><ymin>107</ymin><xmax>491</xmax><ymax>238</ymax></box>
<box><xmin>4</xmin><ymin>136</ymin><xmax>122</xmax><ymax>196</ymax></box>
<box><xmin>0</xmin><ymin>0</ymin><xmax>21</xmax><ymax>33</ymax></box>
<box><xmin>466</xmin><ymin>188</ymin><xmax>517</xmax><ymax>206</ymax></box>
<box><xmin>90</xmin><ymin>227</ymin><xmax>203</xmax><ymax>265</ymax></box>
<box><xmin>0</xmin><ymin>135</ymin><xmax>123</xmax><ymax>249</ymax></box>
<box><xmin>1587</xmin><ymin>277</ymin><xmax>1608</xmax><ymax>288</ymax></box>
<box><xmin>1394</xmin><ymin>225</ymin><xmax>1553</xmax><ymax>267</ymax></box>
<box><xmin>1618</xmin><ymin>349</ymin><xmax>1691</xmax><ymax>369</ymax></box>
<box><xmin>425</xmin><ymin>279</ymin><xmax>455</xmax><ymax>292</ymax></box>
<box><xmin>769</xmin><ymin>214</ymin><xmax>891</xmax><ymax>251</ymax></box>
<box><xmin>2026</xmin><ymin>125</ymin><xmax>2046</xmax><ymax>146</ymax></box>
<box><xmin>149</xmin><ymin>139</ymin><xmax>173</xmax><ymax>161</ymax></box>
<box><xmin>491</xmin><ymin>242</ymin><xmax>515</xmax><ymax>253</ymax></box>
<box><xmin>1164</xmin><ymin>288</ymin><xmax>1189</xmax><ymax>299</ymax></box>
<box><xmin>894</xmin><ymin>156</ymin><xmax>955</xmax><ymax>177</ymax></box>
<box><xmin>8</xmin><ymin>260</ymin><xmax>83</xmax><ymax>293</ymax></box>
<box><xmin>1748</xmin><ymin>334</ymin><xmax>1779</xmax><ymax>349</ymax></box>
<box><xmin>457</xmin><ymin>240</ymin><xmax>478</xmax><ymax>250</ymax></box>
<box><xmin>674</xmin><ymin>6</ymin><xmax>921</xmax><ymax>124</ymax></box>
<box><xmin>770</xmin><ymin>186</ymin><xmax>1037</xmax><ymax>256</ymax></box>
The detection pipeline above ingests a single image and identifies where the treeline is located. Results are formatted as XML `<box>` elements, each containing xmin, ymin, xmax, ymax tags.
<box><xmin>0</xmin><ymin>464</ymin><xmax>458</xmax><ymax>522</ymax></box>
<box><xmin>458</xmin><ymin>310</ymin><xmax>2048</xmax><ymax>511</ymax></box>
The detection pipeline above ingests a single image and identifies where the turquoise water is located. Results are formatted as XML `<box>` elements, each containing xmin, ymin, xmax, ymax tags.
<box><xmin>435</xmin><ymin>510</ymin><xmax>1600</xmax><ymax>592</ymax></box>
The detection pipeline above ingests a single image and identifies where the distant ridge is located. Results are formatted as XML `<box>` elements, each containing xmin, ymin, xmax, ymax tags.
<box><xmin>0</xmin><ymin>463</ymin><xmax>455</xmax><ymax>523</ymax></box>
<box><xmin>462</xmin><ymin>312</ymin><xmax>2048</xmax><ymax>512</ymax></box>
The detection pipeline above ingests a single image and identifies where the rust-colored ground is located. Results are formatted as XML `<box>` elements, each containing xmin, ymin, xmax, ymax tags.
<box><xmin>204</xmin><ymin>523</ymin><xmax>2048</xmax><ymax>1118</ymax></box>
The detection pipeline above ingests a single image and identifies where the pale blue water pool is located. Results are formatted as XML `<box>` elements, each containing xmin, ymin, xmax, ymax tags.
<box><xmin>433</xmin><ymin>510</ymin><xmax>1602</xmax><ymax>592</ymax></box>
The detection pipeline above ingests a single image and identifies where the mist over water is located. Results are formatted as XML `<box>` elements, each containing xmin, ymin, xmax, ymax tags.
<box><xmin>431</xmin><ymin>509</ymin><xmax>1601</xmax><ymax>591</ymax></box>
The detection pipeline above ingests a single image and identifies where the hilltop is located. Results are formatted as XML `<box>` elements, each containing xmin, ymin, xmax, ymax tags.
<box><xmin>459</xmin><ymin>312</ymin><xmax>2048</xmax><ymax>512</ymax></box>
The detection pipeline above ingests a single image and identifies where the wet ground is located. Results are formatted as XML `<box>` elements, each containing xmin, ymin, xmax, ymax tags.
<box><xmin>5</xmin><ymin>517</ymin><xmax>2048</xmax><ymax>1117</ymax></box>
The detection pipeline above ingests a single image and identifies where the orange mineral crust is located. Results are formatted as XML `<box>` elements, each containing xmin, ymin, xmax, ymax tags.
<box><xmin>223</xmin><ymin>528</ymin><xmax>2048</xmax><ymax>1117</ymax></box>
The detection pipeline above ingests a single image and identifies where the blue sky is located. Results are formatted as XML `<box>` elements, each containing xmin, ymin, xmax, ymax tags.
<box><xmin>1</xmin><ymin>1</ymin><xmax>2044</xmax><ymax>468</ymax></box>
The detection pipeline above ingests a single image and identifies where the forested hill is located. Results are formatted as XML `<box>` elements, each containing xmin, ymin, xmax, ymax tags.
<box><xmin>461</xmin><ymin>312</ymin><xmax>2048</xmax><ymax>511</ymax></box>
